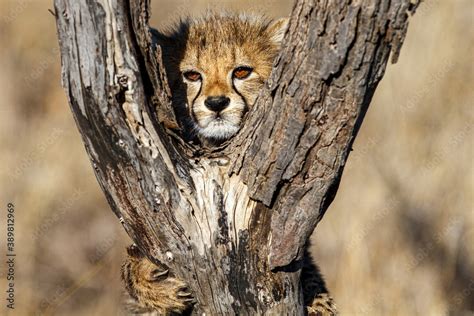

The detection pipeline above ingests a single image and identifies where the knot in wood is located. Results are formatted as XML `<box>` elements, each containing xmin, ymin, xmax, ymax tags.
<box><xmin>117</xmin><ymin>74</ymin><xmax>129</xmax><ymax>89</ymax></box>
<box><xmin>165</xmin><ymin>251</ymin><xmax>174</xmax><ymax>262</ymax></box>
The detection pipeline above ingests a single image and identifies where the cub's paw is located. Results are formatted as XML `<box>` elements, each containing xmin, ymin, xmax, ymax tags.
<box><xmin>306</xmin><ymin>293</ymin><xmax>337</xmax><ymax>316</ymax></box>
<box><xmin>122</xmin><ymin>245</ymin><xmax>195</xmax><ymax>315</ymax></box>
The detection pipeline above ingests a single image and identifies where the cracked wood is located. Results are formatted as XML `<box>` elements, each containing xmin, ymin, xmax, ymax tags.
<box><xmin>54</xmin><ymin>0</ymin><xmax>420</xmax><ymax>314</ymax></box>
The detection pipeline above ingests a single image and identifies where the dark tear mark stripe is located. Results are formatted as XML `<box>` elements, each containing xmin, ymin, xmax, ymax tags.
<box><xmin>231</xmin><ymin>80</ymin><xmax>249</xmax><ymax>112</ymax></box>
<box><xmin>190</xmin><ymin>82</ymin><xmax>202</xmax><ymax>122</ymax></box>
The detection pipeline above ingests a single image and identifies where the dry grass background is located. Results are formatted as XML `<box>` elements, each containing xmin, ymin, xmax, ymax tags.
<box><xmin>0</xmin><ymin>0</ymin><xmax>472</xmax><ymax>315</ymax></box>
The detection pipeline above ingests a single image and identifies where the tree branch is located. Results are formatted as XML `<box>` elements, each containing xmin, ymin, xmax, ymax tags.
<box><xmin>54</xmin><ymin>0</ymin><xmax>419</xmax><ymax>313</ymax></box>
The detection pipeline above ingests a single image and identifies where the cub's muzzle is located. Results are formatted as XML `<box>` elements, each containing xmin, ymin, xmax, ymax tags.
<box><xmin>204</xmin><ymin>96</ymin><xmax>230</xmax><ymax>112</ymax></box>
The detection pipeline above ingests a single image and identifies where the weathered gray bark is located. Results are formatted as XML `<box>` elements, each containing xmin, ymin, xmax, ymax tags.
<box><xmin>54</xmin><ymin>0</ymin><xmax>419</xmax><ymax>314</ymax></box>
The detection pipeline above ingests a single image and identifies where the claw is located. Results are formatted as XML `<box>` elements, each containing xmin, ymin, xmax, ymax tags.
<box><xmin>150</xmin><ymin>269</ymin><xmax>169</xmax><ymax>281</ymax></box>
<box><xmin>177</xmin><ymin>291</ymin><xmax>193</xmax><ymax>298</ymax></box>
<box><xmin>178</xmin><ymin>285</ymin><xmax>188</xmax><ymax>291</ymax></box>
<box><xmin>183</xmin><ymin>297</ymin><xmax>197</xmax><ymax>304</ymax></box>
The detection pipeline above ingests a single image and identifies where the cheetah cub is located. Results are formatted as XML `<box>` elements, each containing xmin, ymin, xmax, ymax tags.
<box><xmin>152</xmin><ymin>12</ymin><xmax>288</xmax><ymax>145</ymax></box>
<box><xmin>122</xmin><ymin>12</ymin><xmax>337</xmax><ymax>315</ymax></box>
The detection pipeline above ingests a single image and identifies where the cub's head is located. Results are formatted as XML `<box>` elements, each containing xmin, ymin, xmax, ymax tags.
<box><xmin>155</xmin><ymin>13</ymin><xmax>288</xmax><ymax>144</ymax></box>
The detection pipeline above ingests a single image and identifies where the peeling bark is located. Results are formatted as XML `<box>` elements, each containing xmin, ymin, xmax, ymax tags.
<box><xmin>54</xmin><ymin>0</ymin><xmax>419</xmax><ymax>314</ymax></box>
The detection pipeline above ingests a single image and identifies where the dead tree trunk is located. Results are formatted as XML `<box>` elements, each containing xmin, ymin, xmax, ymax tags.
<box><xmin>54</xmin><ymin>0</ymin><xmax>419</xmax><ymax>314</ymax></box>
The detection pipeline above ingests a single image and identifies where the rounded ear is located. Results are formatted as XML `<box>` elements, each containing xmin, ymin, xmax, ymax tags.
<box><xmin>268</xmin><ymin>17</ymin><xmax>289</xmax><ymax>46</ymax></box>
<box><xmin>149</xmin><ymin>27</ymin><xmax>170</xmax><ymax>49</ymax></box>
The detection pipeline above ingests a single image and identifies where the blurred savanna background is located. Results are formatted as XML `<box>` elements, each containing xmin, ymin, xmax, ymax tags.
<box><xmin>0</xmin><ymin>0</ymin><xmax>472</xmax><ymax>315</ymax></box>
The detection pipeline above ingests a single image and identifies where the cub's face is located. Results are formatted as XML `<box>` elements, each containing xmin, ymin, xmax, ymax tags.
<box><xmin>180</xmin><ymin>47</ymin><xmax>270</xmax><ymax>140</ymax></box>
<box><xmin>157</xmin><ymin>14</ymin><xmax>288</xmax><ymax>143</ymax></box>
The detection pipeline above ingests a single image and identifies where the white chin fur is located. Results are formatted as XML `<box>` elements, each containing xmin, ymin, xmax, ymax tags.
<box><xmin>198</xmin><ymin>120</ymin><xmax>240</xmax><ymax>140</ymax></box>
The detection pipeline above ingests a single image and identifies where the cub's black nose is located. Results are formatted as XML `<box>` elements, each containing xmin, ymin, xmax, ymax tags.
<box><xmin>205</xmin><ymin>96</ymin><xmax>230</xmax><ymax>112</ymax></box>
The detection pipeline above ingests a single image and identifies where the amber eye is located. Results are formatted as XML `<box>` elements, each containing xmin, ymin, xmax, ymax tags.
<box><xmin>183</xmin><ymin>71</ymin><xmax>202</xmax><ymax>82</ymax></box>
<box><xmin>233</xmin><ymin>66</ymin><xmax>253</xmax><ymax>80</ymax></box>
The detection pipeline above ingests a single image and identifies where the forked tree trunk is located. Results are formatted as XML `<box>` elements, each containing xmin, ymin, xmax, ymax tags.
<box><xmin>54</xmin><ymin>0</ymin><xmax>419</xmax><ymax>314</ymax></box>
